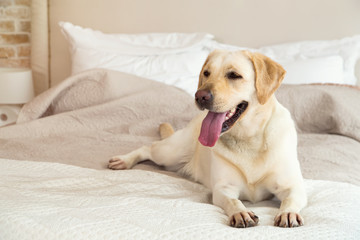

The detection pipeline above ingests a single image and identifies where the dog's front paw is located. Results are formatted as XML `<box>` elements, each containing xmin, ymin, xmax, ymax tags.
<box><xmin>230</xmin><ymin>211</ymin><xmax>259</xmax><ymax>228</ymax></box>
<box><xmin>108</xmin><ymin>157</ymin><xmax>129</xmax><ymax>170</ymax></box>
<box><xmin>274</xmin><ymin>212</ymin><xmax>304</xmax><ymax>228</ymax></box>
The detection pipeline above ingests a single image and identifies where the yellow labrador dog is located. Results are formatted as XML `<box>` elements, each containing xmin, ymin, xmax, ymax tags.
<box><xmin>109</xmin><ymin>50</ymin><xmax>307</xmax><ymax>228</ymax></box>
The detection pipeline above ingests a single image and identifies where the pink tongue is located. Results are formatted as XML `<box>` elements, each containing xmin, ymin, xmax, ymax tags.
<box><xmin>198</xmin><ymin>111</ymin><xmax>227</xmax><ymax>147</ymax></box>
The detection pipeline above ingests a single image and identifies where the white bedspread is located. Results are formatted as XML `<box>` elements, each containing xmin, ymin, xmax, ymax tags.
<box><xmin>1</xmin><ymin>158</ymin><xmax>359</xmax><ymax>240</ymax></box>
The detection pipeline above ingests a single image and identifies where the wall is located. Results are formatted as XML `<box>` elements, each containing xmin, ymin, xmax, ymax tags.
<box><xmin>0</xmin><ymin>0</ymin><xmax>31</xmax><ymax>68</ymax></box>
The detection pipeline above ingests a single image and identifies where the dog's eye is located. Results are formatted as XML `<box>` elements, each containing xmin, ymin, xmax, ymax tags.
<box><xmin>203</xmin><ymin>70</ymin><xmax>210</xmax><ymax>77</ymax></box>
<box><xmin>226</xmin><ymin>71</ymin><xmax>243</xmax><ymax>80</ymax></box>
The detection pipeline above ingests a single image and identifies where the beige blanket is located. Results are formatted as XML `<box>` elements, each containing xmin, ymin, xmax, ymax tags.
<box><xmin>0</xmin><ymin>69</ymin><xmax>359</xmax><ymax>185</ymax></box>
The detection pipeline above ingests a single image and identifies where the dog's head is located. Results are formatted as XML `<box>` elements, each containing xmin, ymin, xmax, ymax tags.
<box><xmin>196</xmin><ymin>50</ymin><xmax>286</xmax><ymax>147</ymax></box>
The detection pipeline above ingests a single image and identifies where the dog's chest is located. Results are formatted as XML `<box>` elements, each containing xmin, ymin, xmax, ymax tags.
<box><xmin>216</xmin><ymin>135</ymin><xmax>270</xmax><ymax>185</ymax></box>
<box><xmin>215</xmin><ymin>147</ymin><xmax>273</xmax><ymax>202</ymax></box>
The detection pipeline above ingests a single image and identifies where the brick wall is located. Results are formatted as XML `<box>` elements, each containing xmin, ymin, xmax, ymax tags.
<box><xmin>0</xmin><ymin>0</ymin><xmax>31</xmax><ymax>68</ymax></box>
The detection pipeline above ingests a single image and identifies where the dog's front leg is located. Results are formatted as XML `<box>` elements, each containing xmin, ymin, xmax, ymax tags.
<box><xmin>212</xmin><ymin>184</ymin><xmax>259</xmax><ymax>228</ymax></box>
<box><xmin>274</xmin><ymin>184</ymin><xmax>307</xmax><ymax>228</ymax></box>
<box><xmin>109</xmin><ymin>145</ymin><xmax>151</xmax><ymax>170</ymax></box>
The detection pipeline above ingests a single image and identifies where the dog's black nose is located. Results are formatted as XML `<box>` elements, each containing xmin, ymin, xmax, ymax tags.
<box><xmin>195</xmin><ymin>90</ymin><xmax>213</xmax><ymax>110</ymax></box>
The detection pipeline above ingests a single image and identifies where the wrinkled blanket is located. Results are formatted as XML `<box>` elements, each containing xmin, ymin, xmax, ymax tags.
<box><xmin>1</xmin><ymin>158</ymin><xmax>359</xmax><ymax>240</ymax></box>
<box><xmin>1</xmin><ymin>69</ymin><xmax>360</xmax><ymax>239</ymax></box>
<box><xmin>0</xmin><ymin>69</ymin><xmax>359</xmax><ymax>184</ymax></box>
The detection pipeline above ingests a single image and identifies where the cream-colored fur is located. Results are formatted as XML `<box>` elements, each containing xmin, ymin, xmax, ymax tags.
<box><xmin>109</xmin><ymin>50</ymin><xmax>307</xmax><ymax>228</ymax></box>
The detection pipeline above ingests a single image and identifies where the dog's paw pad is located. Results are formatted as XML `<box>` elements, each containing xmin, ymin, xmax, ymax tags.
<box><xmin>108</xmin><ymin>157</ymin><xmax>128</xmax><ymax>170</ymax></box>
<box><xmin>230</xmin><ymin>211</ymin><xmax>259</xmax><ymax>228</ymax></box>
<box><xmin>274</xmin><ymin>212</ymin><xmax>303</xmax><ymax>228</ymax></box>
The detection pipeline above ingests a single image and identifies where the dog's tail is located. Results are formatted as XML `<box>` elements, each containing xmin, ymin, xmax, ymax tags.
<box><xmin>159</xmin><ymin>123</ymin><xmax>175</xmax><ymax>139</ymax></box>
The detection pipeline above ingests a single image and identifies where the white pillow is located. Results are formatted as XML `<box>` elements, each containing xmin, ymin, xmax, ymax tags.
<box><xmin>61</xmin><ymin>21</ymin><xmax>360</xmax><ymax>92</ymax></box>
<box><xmin>279</xmin><ymin>56</ymin><xmax>344</xmax><ymax>85</ymax></box>
<box><xmin>60</xmin><ymin>22</ymin><xmax>216</xmax><ymax>96</ymax></box>
<box><xmin>258</xmin><ymin>36</ymin><xmax>360</xmax><ymax>85</ymax></box>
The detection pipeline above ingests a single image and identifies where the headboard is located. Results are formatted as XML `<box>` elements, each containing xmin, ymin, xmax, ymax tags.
<box><xmin>32</xmin><ymin>0</ymin><xmax>360</xmax><ymax>93</ymax></box>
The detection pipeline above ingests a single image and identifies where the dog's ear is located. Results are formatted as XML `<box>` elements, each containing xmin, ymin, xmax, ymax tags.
<box><xmin>245</xmin><ymin>51</ymin><xmax>286</xmax><ymax>104</ymax></box>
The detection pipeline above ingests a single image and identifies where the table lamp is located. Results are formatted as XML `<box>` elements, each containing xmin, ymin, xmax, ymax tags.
<box><xmin>0</xmin><ymin>68</ymin><xmax>35</xmax><ymax>127</ymax></box>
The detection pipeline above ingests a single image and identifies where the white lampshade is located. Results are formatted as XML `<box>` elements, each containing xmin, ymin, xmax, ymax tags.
<box><xmin>0</xmin><ymin>68</ymin><xmax>35</xmax><ymax>104</ymax></box>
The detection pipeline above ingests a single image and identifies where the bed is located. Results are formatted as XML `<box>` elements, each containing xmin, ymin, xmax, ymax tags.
<box><xmin>1</xmin><ymin>0</ymin><xmax>360</xmax><ymax>239</ymax></box>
